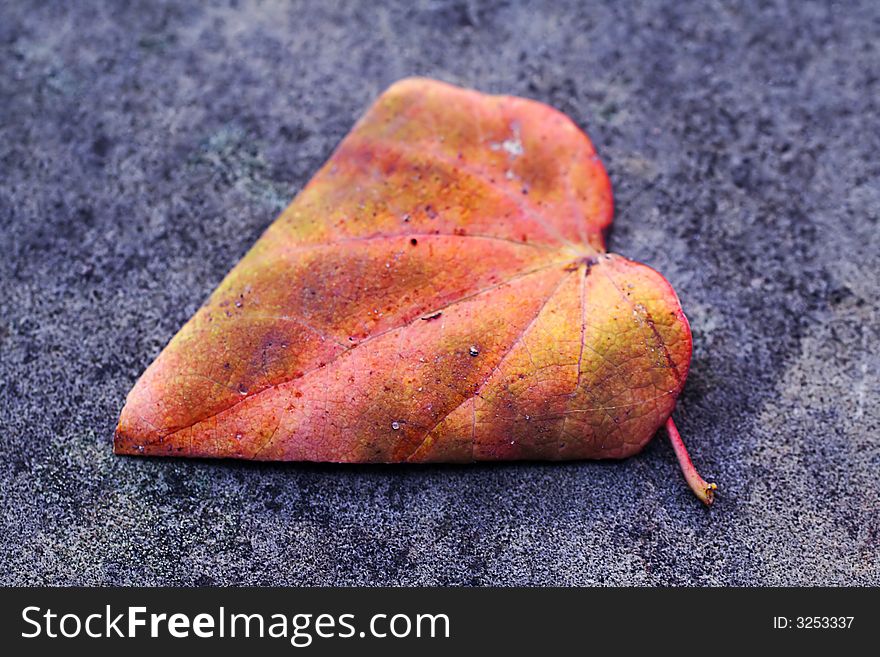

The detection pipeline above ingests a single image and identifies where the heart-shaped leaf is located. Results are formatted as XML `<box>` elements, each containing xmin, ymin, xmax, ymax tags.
<box><xmin>115</xmin><ymin>78</ymin><xmax>715</xmax><ymax>504</ymax></box>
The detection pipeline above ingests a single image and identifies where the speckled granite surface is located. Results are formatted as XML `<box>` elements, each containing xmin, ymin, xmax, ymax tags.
<box><xmin>1</xmin><ymin>1</ymin><xmax>877</xmax><ymax>585</ymax></box>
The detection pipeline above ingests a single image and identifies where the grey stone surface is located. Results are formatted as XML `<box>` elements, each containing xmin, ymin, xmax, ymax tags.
<box><xmin>1</xmin><ymin>1</ymin><xmax>878</xmax><ymax>586</ymax></box>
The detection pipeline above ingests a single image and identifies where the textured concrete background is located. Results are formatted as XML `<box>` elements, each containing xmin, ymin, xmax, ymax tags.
<box><xmin>1</xmin><ymin>1</ymin><xmax>878</xmax><ymax>585</ymax></box>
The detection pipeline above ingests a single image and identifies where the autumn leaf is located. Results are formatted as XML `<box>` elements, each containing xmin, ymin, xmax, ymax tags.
<box><xmin>115</xmin><ymin>78</ymin><xmax>715</xmax><ymax>505</ymax></box>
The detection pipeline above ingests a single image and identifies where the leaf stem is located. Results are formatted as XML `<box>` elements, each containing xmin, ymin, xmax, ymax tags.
<box><xmin>665</xmin><ymin>416</ymin><xmax>717</xmax><ymax>506</ymax></box>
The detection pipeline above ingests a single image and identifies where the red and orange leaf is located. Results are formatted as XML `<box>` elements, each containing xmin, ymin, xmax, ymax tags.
<box><xmin>115</xmin><ymin>78</ymin><xmax>710</xmax><ymax>501</ymax></box>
